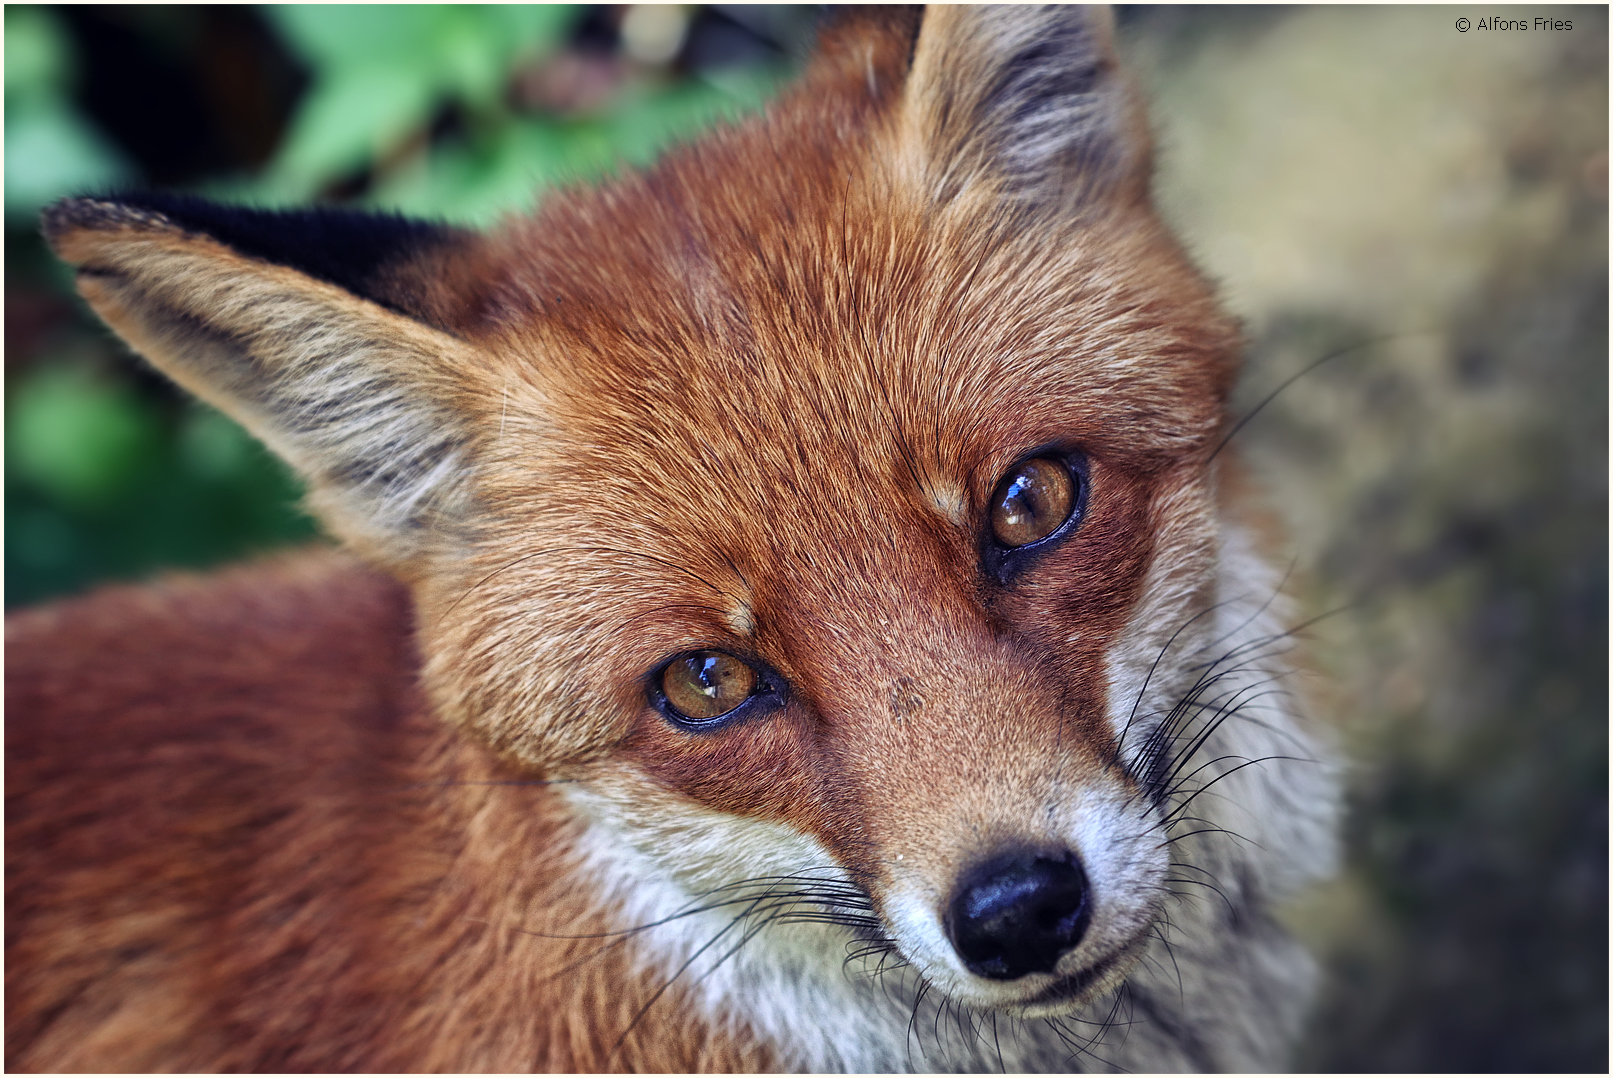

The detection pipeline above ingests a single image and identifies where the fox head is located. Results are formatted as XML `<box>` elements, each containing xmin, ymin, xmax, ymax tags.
<box><xmin>47</xmin><ymin>7</ymin><xmax>1323</xmax><ymax>1035</ymax></box>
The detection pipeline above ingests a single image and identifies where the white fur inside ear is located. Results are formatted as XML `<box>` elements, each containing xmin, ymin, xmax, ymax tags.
<box><xmin>71</xmin><ymin>238</ymin><xmax>484</xmax><ymax>565</ymax></box>
<box><xmin>903</xmin><ymin>5</ymin><xmax>1146</xmax><ymax>206</ymax></box>
<box><xmin>251</xmin><ymin>314</ymin><xmax>477</xmax><ymax>554</ymax></box>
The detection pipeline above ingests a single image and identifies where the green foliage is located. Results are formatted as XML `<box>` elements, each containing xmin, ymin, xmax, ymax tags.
<box><xmin>5</xmin><ymin>381</ymin><xmax>321</xmax><ymax>609</ymax></box>
<box><xmin>262</xmin><ymin>6</ymin><xmax>572</xmax><ymax>200</ymax></box>
<box><xmin>241</xmin><ymin>4</ymin><xmax>790</xmax><ymax>223</ymax></box>
<box><xmin>4</xmin><ymin>6</ymin><xmax>132</xmax><ymax>224</ymax></box>
<box><xmin>8</xmin><ymin>363</ymin><xmax>162</xmax><ymax>508</ymax></box>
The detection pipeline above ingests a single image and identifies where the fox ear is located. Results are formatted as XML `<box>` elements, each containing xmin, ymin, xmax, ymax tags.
<box><xmin>902</xmin><ymin>5</ymin><xmax>1148</xmax><ymax>209</ymax></box>
<box><xmin>44</xmin><ymin>195</ymin><xmax>487</xmax><ymax>569</ymax></box>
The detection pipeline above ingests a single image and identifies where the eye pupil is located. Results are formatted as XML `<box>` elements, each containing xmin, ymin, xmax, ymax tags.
<box><xmin>662</xmin><ymin>651</ymin><xmax>757</xmax><ymax>721</ymax></box>
<box><xmin>990</xmin><ymin>457</ymin><xmax>1077</xmax><ymax>548</ymax></box>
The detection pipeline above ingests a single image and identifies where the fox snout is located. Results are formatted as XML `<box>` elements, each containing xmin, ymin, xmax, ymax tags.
<box><xmin>945</xmin><ymin>848</ymin><xmax>1091</xmax><ymax>981</ymax></box>
<box><xmin>783</xmin><ymin>584</ymin><xmax>1163</xmax><ymax>1013</ymax></box>
<box><xmin>867</xmin><ymin>749</ymin><xmax>1164</xmax><ymax>1014</ymax></box>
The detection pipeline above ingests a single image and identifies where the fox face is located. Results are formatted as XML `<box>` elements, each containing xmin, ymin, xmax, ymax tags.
<box><xmin>39</xmin><ymin>6</ymin><xmax>1334</xmax><ymax>1070</ymax></box>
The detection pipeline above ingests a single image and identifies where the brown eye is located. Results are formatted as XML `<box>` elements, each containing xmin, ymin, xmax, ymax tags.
<box><xmin>661</xmin><ymin>651</ymin><xmax>757</xmax><ymax>721</ymax></box>
<box><xmin>990</xmin><ymin>457</ymin><xmax>1077</xmax><ymax>548</ymax></box>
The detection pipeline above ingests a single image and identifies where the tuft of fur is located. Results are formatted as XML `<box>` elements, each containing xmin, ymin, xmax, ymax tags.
<box><xmin>10</xmin><ymin>6</ymin><xmax>1338</xmax><ymax>1072</ymax></box>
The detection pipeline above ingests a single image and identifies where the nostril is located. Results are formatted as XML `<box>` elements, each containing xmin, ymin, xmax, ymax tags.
<box><xmin>944</xmin><ymin>851</ymin><xmax>1090</xmax><ymax>981</ymax></box>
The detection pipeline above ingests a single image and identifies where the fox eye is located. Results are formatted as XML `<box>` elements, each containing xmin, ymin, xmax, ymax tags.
<box><xmin>661</xmin><ymin>651</ymin><xmax>758</xmax><ymax>723</ymax></box>
<box><xmin>990</xmin><ymin>457</ymin><xmax>1078</xmax><ymax>548</ymax></box>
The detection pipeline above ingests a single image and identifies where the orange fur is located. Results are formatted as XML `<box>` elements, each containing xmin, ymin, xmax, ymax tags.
<box><xmin>7</xmin><ymin>552</ymin><xmax>773</xmax><ymax>1071</ymax></box>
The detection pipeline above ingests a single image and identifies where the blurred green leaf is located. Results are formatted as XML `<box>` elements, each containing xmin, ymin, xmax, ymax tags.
<box><xmin>266</xmin><ymin>4</ymin><xmax>576</xmax><ymax>83</ymax></box>
<box><xmin>484</xmin><ymin>4</ymin><xmax>580</xmax><ymax>57</ymax></box>
<box><xmin>262</xmin><ymin>4</ymin><xmax>581</xmax><ymax>194</ymax></box>
<box><xmin>265</xmin><ymin>4</ymin><xmax>455</xmax><ymax>69</ymax></box>
<box><xmin>698</xmin><ymin>64</ymin><xmax>793</xmax><ymax>110</ymax></box>
<box><xmin>178</xmin><ymin>407</ymin><xmax>260</xmax><ymax>481</ymax></box>
<box><xmin>7</xmin><ymin>366</ymin><xmax>162</xmax><ymax>508</ymax></box>
<box><xmin>5</xmin><ymin>97</ymin><xmax>132</xmax><ymax>223</ymax></box>
<box><xmin>600</xmin><ymin>72</ymin><xmax>787</xmax><ymax>168</ymax></box>
<box><xmin>369</xmin><ymin>117</ymin><xmax>608</xmax><ymax>224</ymax></box>
<box><xmin>7</xmin><ymin>504</ymin><xmax>83</xmax><ymax>575</ymax></box>
<box><xmin>367</xmin><ymin>60</ymin><xmax>793</xmax><ymax>226</ymax></box>
<box><xmin>4</xmin><ymin>6</ymin><xmax>72</xmax><ymax>98</ymax></box>
<box><xmin>268</xmin><ymin>64</ymin><xmax>438</xmax><ymax>193</ymax></box>
<box><xmin>4</xmin><ymin>7</ymin><xmax>132</xmax><ymax>223</ymax></box>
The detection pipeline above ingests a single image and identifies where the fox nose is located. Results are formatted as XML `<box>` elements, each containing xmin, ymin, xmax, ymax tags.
<box><xmin>944</xmin><ymin>851</ymin><xmax>1090</xmax><ymax>980</ymax></box>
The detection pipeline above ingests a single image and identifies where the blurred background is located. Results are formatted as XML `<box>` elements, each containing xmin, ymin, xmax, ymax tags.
<box><xmin>4</xmin><ymin>4</ymin><xmax>1606</xmax><ymax>1071</ymax></box>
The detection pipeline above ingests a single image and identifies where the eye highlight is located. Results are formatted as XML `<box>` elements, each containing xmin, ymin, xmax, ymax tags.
<box><xmin>990</xmin><ymin>457</ymin><xmax>1077</xmax><ymax>548</ymax></box>
<box><xmin>661</xmin><ymin>651</ymin><xmax>757</xmax><ymax>722</ymax></box>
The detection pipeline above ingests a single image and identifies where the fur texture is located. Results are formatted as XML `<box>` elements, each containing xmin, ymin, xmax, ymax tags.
<box><xmin>10</xmin><ymin>7</ymin><xmax>1337</xmax><ymax>1071</ymax></box>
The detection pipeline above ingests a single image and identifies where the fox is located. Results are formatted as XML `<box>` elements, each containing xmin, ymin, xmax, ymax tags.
<box><xmin>7</xmin><ymin>6</ymin><xmax>1338</xmax><ymax>1073</ymax></box>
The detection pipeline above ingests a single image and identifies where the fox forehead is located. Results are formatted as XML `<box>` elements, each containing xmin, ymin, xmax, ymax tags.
<box><xmin>447</xmin><ymin>190</ymin><xmax>1227</xmax><ymax>566</ymax></box>
<box><xmin>455</xmin><ymin>166</ymin><xmax>1238</xmax><ymax>554</ymax></box>
<box><xmin>471</xmin><ymin>170</ymin><xmax>1238</xmax><ymax>469</ymax></box>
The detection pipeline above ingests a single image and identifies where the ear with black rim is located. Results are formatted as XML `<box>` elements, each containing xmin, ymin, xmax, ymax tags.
<box><xmin>902</xmin><ymin>5</ymin><xmax>1149</xmax><ymax>210</ymax></box>
<box><xmin>43</xmin><ymin>195</ymin><xmax>488</xmax><ymax>569</ymax></box>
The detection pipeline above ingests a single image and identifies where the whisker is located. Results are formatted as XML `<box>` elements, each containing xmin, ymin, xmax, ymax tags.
<box><xmin>1209</xmin><ymin>329</ymin><xmax>1434</xmax><ymax>461</ymax></box>
<box><xmin>608</xmin><ymin>891</ymin><xmax>772</xmax><ymax>1060</ymax></box>
<box><xmin>1163</xmin><ymin>755</ymin><xmax>1317</xmax><ymax>828</ymax></box>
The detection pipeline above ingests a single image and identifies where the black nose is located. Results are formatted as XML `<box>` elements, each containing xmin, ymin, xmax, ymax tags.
<box><xmin>944</xmin><ymin>850</ymin><xmax>1090</xmax><ymax>980</ymax></box>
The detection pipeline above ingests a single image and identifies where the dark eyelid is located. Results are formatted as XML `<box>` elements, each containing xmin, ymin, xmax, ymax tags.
<box><xmin>980</xmin><ymin>449</ymin><xmax>1089</xmax><ymax>585</ymax></box>
<box><xmin>649</xmin><ymin>650</ymin><xmax>789</xmax><ymax>732</ymax></box>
